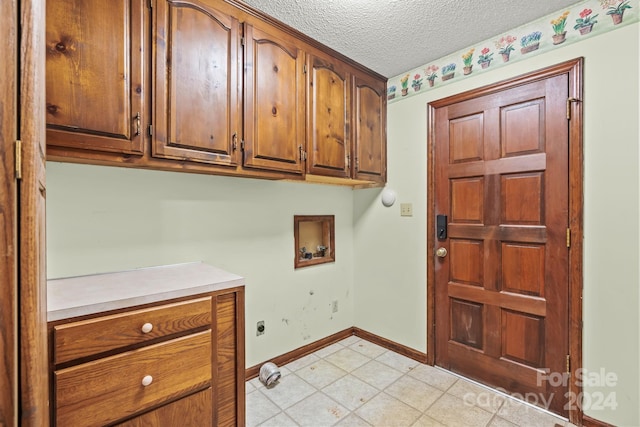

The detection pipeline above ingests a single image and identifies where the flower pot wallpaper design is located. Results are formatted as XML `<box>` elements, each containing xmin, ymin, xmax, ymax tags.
<box><xmin>551</xmin><ymin>10</ymin><xmax>571</xmax><ymax>44</ymax></box>
<box><xmin>477</xmin><ymin>47</ymin><xmax>494</xmax><ymax>68</ymax></box>
<box><xmin>603</xmin><ymin>0</ymin><xmax>632</xmax><ymax>23</ymax></box>
<box><xmin>387</xmin><ymin>0</ymin><xmax>637</xmax><ymax>104</ymax></box>
<box><xmin>461</xmin><ymin>49</ymin><xmax>474</xmax><ymax>74</ymax></box>
<box><xmin>520</xmin><ymin>31</ymin><xmax>542</xmax><ymax>54</ymax></box>
<box><xmin>552</xmin><ymin>32</ymin><xmax>567</xmax><ymax>44</ymax></box>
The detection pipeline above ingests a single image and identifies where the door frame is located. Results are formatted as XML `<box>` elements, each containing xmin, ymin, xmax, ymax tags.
<box><xmin>426</xmin><ymin>58</ymin><xmax>583</xmax><ymax>425</ymax></box>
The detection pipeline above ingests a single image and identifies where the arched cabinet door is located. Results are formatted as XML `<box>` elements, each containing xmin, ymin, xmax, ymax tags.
<box><xmin>243</xmin><ymin>22</ymin><xmax>306</xmax><ymax>175</ymax></box>
<box><xmin>353</xmin><ymin>72</ymin><xmax>387</xmax><ymax>183</ymax></box>
<box><xmin>306</xmin><ymin>53</ymin><xmax>351</xmax><ymax>178</ymax></box>
<box><xmin>153</xmin><ymin>0</ymin><xmax>240</xmax><ymax>167</ymax></box>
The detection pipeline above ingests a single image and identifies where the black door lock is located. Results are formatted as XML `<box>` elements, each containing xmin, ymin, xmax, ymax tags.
<box><xmin>437</xmin><ymin>215</ymin><xmax>447</xmax><ymax>240</ymax></box>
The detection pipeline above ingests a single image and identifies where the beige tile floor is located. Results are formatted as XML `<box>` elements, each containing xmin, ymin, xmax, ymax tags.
<box><xmin>246</xmin><ymin>336</ymin><xmax>575</xmax><ymax>427</ymax></box>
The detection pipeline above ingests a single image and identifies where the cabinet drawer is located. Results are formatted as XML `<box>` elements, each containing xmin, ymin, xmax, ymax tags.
<box><xmin>55</xmin><ymin>331</ymin><xmax>212</xmax><ymax>427</ymax></box>
<box><xmin>53</xmin><ymin>297</ymin><xmax>212</xmax><ymax>364</ymax></box>
<box><xmin>115</xmin><ymin>388</ymin><xmax>212</xmax><ymax>426</ymax></box>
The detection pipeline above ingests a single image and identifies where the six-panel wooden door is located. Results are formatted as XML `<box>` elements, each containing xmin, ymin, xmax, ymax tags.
<box><xmin>433</xmin><ymin>73</ymin><xmax>570</xmax><ymax>415</ymax></box>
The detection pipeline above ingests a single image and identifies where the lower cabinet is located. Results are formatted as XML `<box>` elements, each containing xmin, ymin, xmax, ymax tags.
<box><xmin>48</xmin><ymin>289</ymin><xmax>245</xmax><ymax>427</ymax></box>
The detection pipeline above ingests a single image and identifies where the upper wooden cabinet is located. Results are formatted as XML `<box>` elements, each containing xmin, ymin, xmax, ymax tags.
<box><xmin>353</xmin><ymin>72</ymin><xmax>387</xmax><ymax>183</ymax></box>
<box><xmin>153</xmin><ymin>0</ymin><xmax>240</xmax><ymax>167</ymax></box>
<box><xmin>242</xmin><ymin>22</ymin><xmax>306</xmax><ymax>175</ymax></box>
<box><xmin>45</xmin><ymin>0</ymin><xmax>386</xmax><ymax>186</ymax></box>
<box><xmin>46</xmin><ymin>0</ymin><xmax>146</xmax><ymax>154</ymax></box>
<box><xmin>306</xmin><ymin>54</ymin><xmax>351</xmax><ymax>178</ymax></box>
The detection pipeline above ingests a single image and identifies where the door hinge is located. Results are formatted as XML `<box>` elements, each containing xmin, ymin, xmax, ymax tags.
<box><xmin>148</xmin><ymin>0</ymin><xmax>152</xmax><ymax>9</ymax></box>
<box><xmin>355</xmin><ymin>157</ymin><xmax>360</xmax><ymax>171</ymax></box>
<box><xmin>566</xmin><ymin>97</ymin><xmax>579</xmax><ymax>120</ymax></box>
<box><xmin>299</xmin><ymin>145</ymin><xmax>307</xmax><ymax>161</ymax></box>
<box><xmin>232</xmin><ymin>132</ymin><xmax>238</xmax><ymax>151</ymax></box>
<box><xmin>240</xmin><ymin>37</ymin><xmax>245</xmax><ymax>47</ymax></box>
<box><xmin>566</xmin><ymin>228</ymin><xmax>571</xmax><ymax>248</ymax></box>
<box><xmin>15</xmin><ymin>140</ymin><xmax>22</xmax><ymax>180</ymax></box>
<box><xmin>566</xmin><ymin>354</ymin><xmax>571</xmax><ymax>375</ymax></box>
<box><xmin>346</xmin><ymin>154</ymin><xmax>351</xmax><ymax>169</ymax></box>
<box><xmin>240</xmin><ymin>140</ymin><xmax>245</xmax><ymax>150</ymax></box>
<box><xmin>303</xmin><ymin>64</ymin><xmax>307</xmax><ymax>74</ymax></box>
<box><xmin>148</xmin><ymin>124</ymin><xmax>153</xmax><ymax>136</ymax></box>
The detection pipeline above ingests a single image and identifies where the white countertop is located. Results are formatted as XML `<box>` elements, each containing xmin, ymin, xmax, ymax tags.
<box><xmin>47</xmin><ymin>262</ymin><xmax>244</xmax><ymax>322</ymax></box>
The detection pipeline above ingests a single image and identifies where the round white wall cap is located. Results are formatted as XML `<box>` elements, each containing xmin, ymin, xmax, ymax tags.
<box><xmin>381</xmin><ymin>189</ymin><xmax>396</xmax><ymax>207</ymax></box>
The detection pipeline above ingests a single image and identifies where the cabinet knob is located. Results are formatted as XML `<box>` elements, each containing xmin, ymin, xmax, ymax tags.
<box><xmin>141</xmin><ymin>375</ymin><xmax>153</xmax><ymax>387</ymax></box>
<box><xmin>141</xmin><ymin>323</ymin><xmax>153</xmax><ymax>333</ymax></box>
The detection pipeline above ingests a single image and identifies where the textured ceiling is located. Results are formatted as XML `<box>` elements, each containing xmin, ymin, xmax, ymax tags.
<box><xmin>241</xmin><ymin>0</ymin><xmax>583</xmax><ymax>77</ymax></box>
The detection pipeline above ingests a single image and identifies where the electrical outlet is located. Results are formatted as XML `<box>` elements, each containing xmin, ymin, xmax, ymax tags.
<box><xmin>257</xmin><ymin>320</ymin><xmax>265</xmax><ymax>336</ymax></box>
<box><xmin>331</xmin><ymin>300</ymin><xmax>338</xmax><ymax>313</ymax></box>
<box><xmin>400</xmin><ymin>203</ymin><xmax>413</xmax><ymax>217</ymax></box>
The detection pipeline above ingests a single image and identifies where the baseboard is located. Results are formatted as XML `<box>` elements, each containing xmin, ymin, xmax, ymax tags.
<box><xmin>245</xmin><ymin>328</ymin><xmax>355</xmax><ymax>380</ymax></box>
<box><xmin>245</xmin><ymin>327</ymin><xmax>429</xmax><ymax>380</ymax></box>
<box><xmin>582</xmin><ymin>415</ymin><xmax>615</xmax><ymax>427</ymax></box>
<box><xmin>352</xmin><ymin>327</ymin><xmax>428</xmax><ymax>364</ymax></box>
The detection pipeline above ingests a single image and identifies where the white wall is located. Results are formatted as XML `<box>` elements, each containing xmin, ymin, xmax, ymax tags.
<box><xmin>46</xmin><ymin>163</ymin><xmax>355</xmax><ymax>367</ymax></box>
<box><xmin>354</xmin><ymin>23</ymin><xmax>639</xmax><ymax>425</ymax></box>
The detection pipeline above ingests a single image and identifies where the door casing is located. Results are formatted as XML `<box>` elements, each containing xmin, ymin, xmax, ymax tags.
<box><xmin>426</xmin><ymin>58</ymin><xmax>583</xmax><ymax>425</ymax></box>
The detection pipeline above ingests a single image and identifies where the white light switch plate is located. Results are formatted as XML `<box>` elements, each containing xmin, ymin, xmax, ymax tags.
<box><xmin>400</xmin><ymin>203</ymin><xmax>413</xmax><ymax>217</ymax></box>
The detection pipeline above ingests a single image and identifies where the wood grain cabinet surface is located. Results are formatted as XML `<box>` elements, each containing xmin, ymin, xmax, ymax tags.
<box><xmin>243</xmin><ymin>21</ymin><xmax>306</xmax><ymax>175</ymax></box>
<box><xmin>45</xmin><ymin>0</ymin><xmax>386</xmax><ymax>186</ymax></box>
<box><xmin>306</xmin><ymin>54</ymin><xmax>352</xmax><ymax>179</ymax></box>
<box><xmin>55</xmin><ymin>331</ymin><xmax>212</xmax><ymax>427</ymax></box>
<box><xmin>153</xmin><ymin>0</ymin><xmax>240</xmax><ymax>167</ymax></box>
<box><xmin>46</xmin><ymin>0</ymin><xmax>147</xmax><ymax>155</ymax></box>
<box><xmin>48</xmin><ymin>285</ymin><xmax>245</xmax><ymax>427</ymax></box>
<box><xmin>353</xmin><ymin>71</ymin><xmax>387</xmax><ymax>184</ymax></box>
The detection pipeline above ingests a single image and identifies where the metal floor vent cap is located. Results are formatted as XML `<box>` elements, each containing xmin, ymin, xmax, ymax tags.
<box><xmin>259</xmin><ymin>362</ymin><xmax>281</xmax><ymax>387</ymax></box>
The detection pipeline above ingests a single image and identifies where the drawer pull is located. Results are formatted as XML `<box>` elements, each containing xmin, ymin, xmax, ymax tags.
<box><xmin>141</xmin><ymin>375</ymin><xmax>153</xmax><ymax>387</ymax></box>
<box><xmin>141</xmin><ymin>323</ymin><xmax>153</xmax><ymax>333</ymax></box>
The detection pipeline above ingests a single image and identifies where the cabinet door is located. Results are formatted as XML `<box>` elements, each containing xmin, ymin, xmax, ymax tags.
<box><xmin>307</xmin><ymin>54</ymin><xmax>351</xmax><ymax>178</ymax></box>
<box><xmin>243</xmin><ymin>23</ymin><xmax>305</xmax><ymax>174</ymax></box>
<box><xmin>353</xmin><ymin>73</ymin><xmax>387</xmax><ymax>183</ymax></box>
<box><xmin>46</xmin><ymin>0</ymin><xmax>146</xmax><ymax>154</ymax></box>
<box><xmin>153</xmin><ymin>0</ymin><xmax>240</xmax><ymax>166</ymax></box>
<box><xmin>214</xmin><ymin>291</ymin><xmax>245</xmax><ymax>427</ymax></box>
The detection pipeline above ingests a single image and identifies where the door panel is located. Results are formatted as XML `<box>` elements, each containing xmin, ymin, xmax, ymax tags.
<box><xmin>20</xmin><ymin>0</ymin><xmax>50</xmax><ymax>423</ymax></box>
<box><xmin>153</xmin><ymin>0</ymin><xmax>239</xmax><ymax>166</ymax></box>
<box><xmin>434</xmin><ymin>74</ymin><xmax>569</xmax><ymax>415</ymax></box>
<box><xmin>0</xmin><ymin>0</ymin><xmax>18</xmax><ymax>423</ymax></box>
<box><xmin>307</xmin><ymin>54</ymin><xmax>350</xmax><ymax>178</ymax></box>
<box><xmin>243</xmin><ymin>23</ymin><xmax>305</xmax><ymax>174</ymax></box>
<box><xmin>46</xmin><ymin>0</ymin><xmax>146</xmax><ymax>154</ymax></box>
<box><xmin>353</xmin><ymin>72</ymin><xmax>386</xmax><ymax>183</ymax></box>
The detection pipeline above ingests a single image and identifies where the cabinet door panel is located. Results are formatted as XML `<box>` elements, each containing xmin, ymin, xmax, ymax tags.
<box><xmin>244</xmin><ymin>24</ymin><xmax>305</xmax><ymax>174</ymax></box>
<box><xmin>215</xmin><ymin>292</ymin><xmax>244</xmax><ymax>427</ymax></box>
<box><xmin>353</xmin><ymin>73</ymin><xmax>387</xmax><ymax>183</ymax></box>
<box><xmin>46</xmin><ymin>0</ymin><xmax>145</xmax><ymax>154</ymax></box>
<box><xmin>307</xmin><ymin>55</ymin><xmax>350</xmax><ymax>178</ymax></box>
<box><xmin>154</xmin><ymin>0</ymin><xmax>239</xmax><ymax>166</ymax></box>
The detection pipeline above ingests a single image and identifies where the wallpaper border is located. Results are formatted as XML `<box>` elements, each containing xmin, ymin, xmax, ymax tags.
<box><xmin>387</xmin><ymin>0</ymin><xmax>638</xmax><ymax>104</ymax></box>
